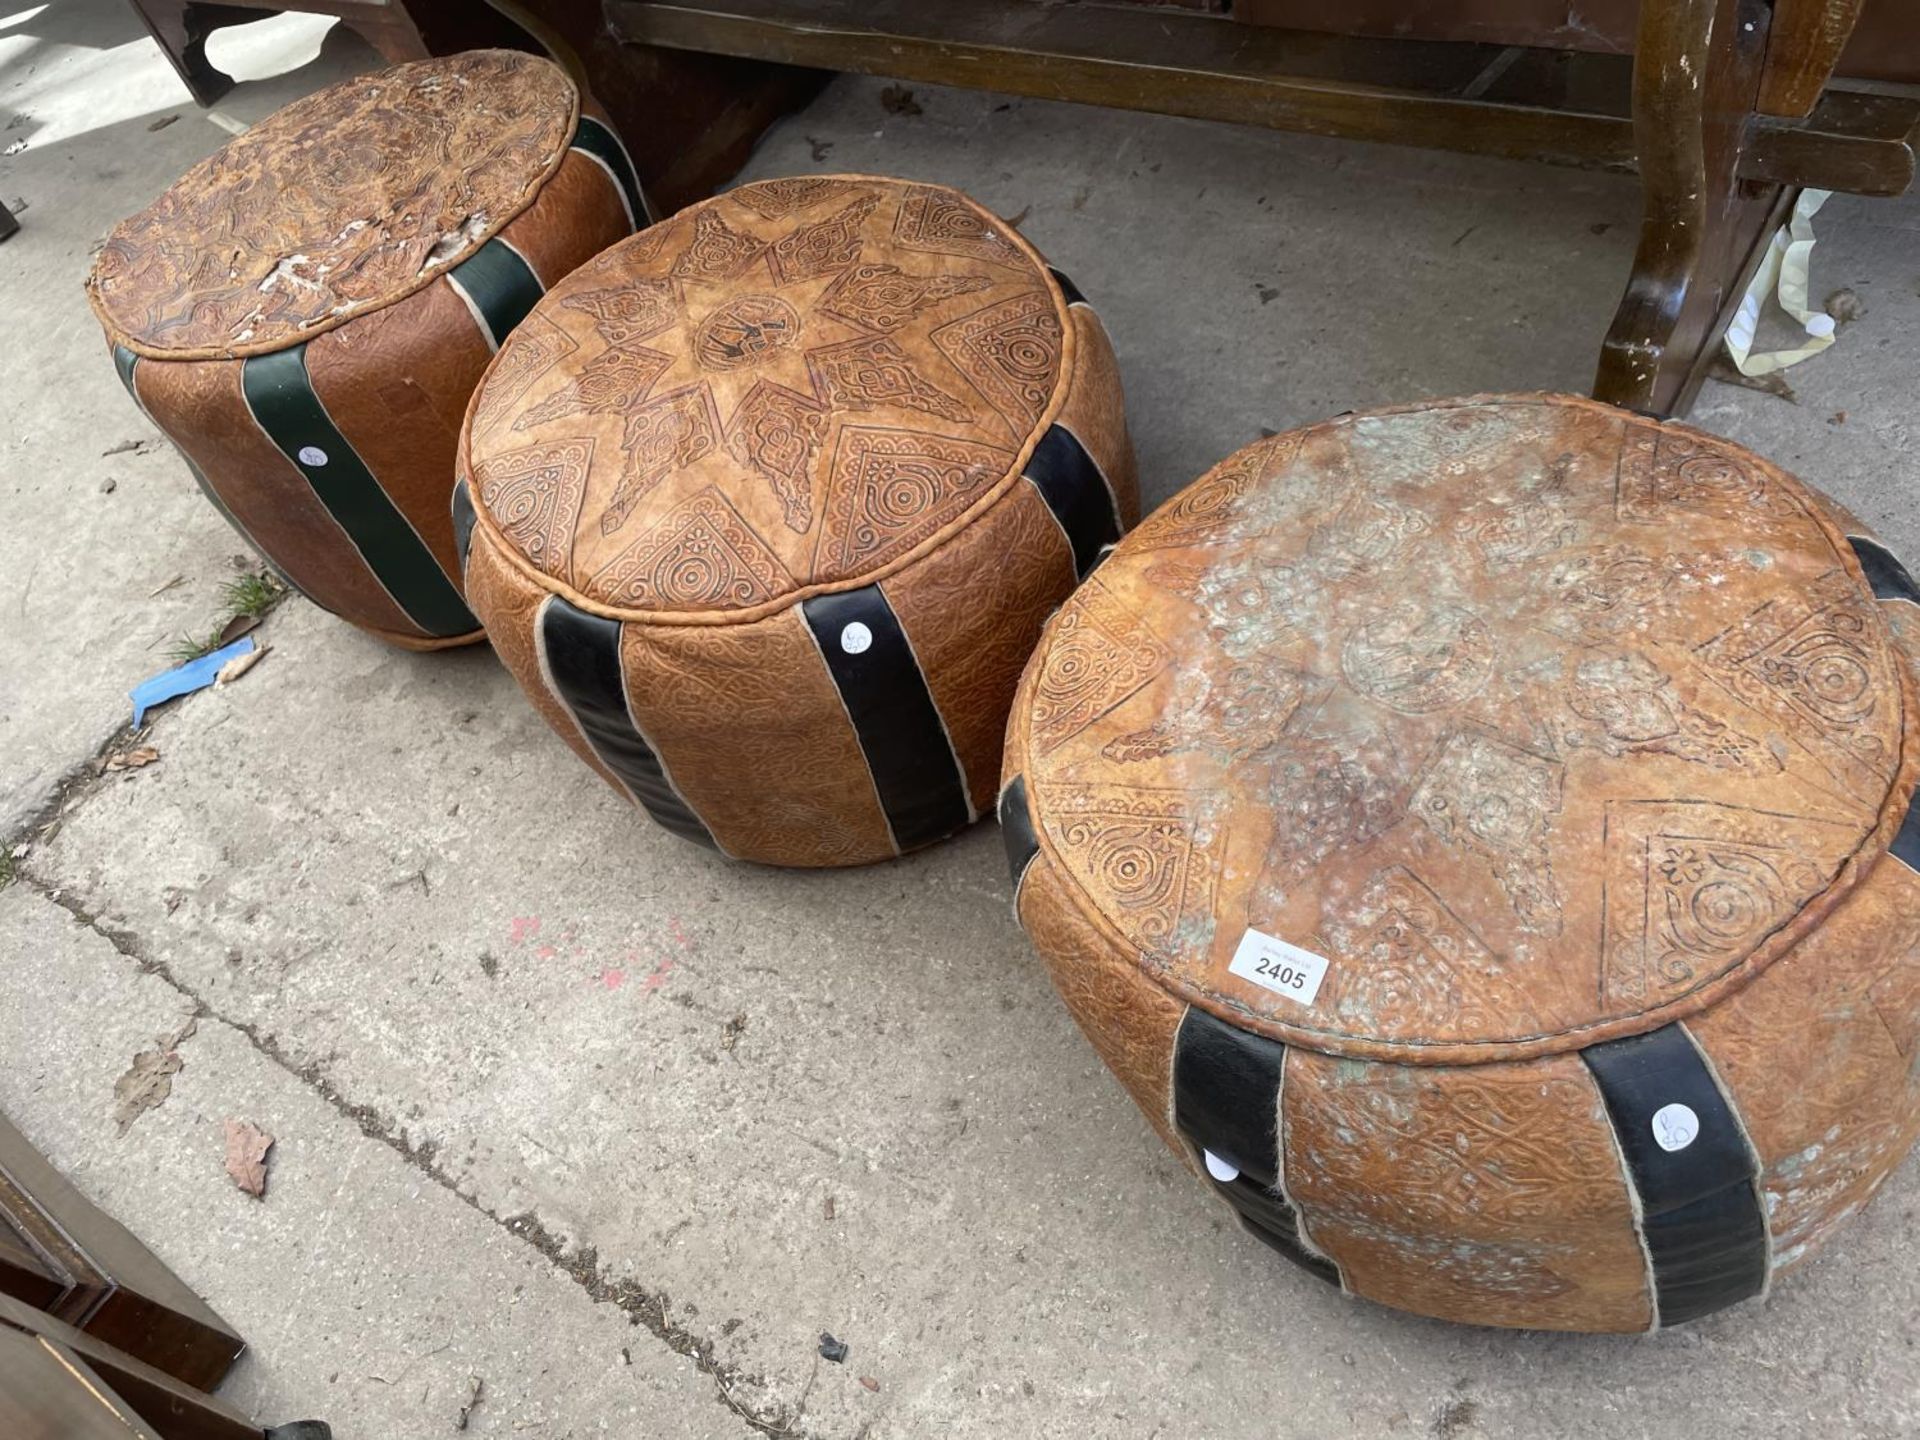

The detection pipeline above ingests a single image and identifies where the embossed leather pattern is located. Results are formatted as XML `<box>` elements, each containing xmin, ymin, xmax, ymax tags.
<box><xmin>463</xmin><ymin>176</ymin><xmax>1075</xmax><ymax>613</ymax></box>
<box><xmin>89</xmin><ymin>52</ymin><xmax>578</xmax><ymax>359</ymax></box>
<box><xmin>93</xmin><ymin>54</ymin><xmax>638</xmax><ymax>650</ymax></box>
<box><xmin>1003</xmin><ymin>392</ymin><xmax>1920</xmax><ymax>1330</ymax></box>
<box><xmin>461</xmin><ymin>176</ymin><xmax>1137</xmax><ymax>866</ymax></box>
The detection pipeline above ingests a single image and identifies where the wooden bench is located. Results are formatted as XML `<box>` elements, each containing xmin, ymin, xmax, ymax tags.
<box><xmin>596</xmin><ymin>0</ymin><xmax>1920</xmax><ymax>417</ymax></box>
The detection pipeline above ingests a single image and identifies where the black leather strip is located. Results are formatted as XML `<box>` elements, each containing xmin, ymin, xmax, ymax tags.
<box><xmin>1172</xmin><ymin>1007</ymin><xmax>1339</xmax><ymax>1285</ymax></box>
<box><xmin>1892</xmin><ymin>783</ymin><xmax>1920</xmax><ymax>874</ymax></box>
<box><xmin>1047</xmin><ymin>265</ymin><xmax>1088</xmax><ymax>308</ymax></box>
<box><xmin>538</xmin><ymin>597</ymin><xmax>716</xmax><ymax>848</ymax></box>
<box><xmin>451</xmin><ymin>477</ymin><xmax>478</xmax><ymax>576</ymax></box>
<box><xmin>802</xmin><ymin>586</ymin><xmax>971</xmax><ymax>853</ymax></box>
<box><xmin>241</xmin><ymin>347</ymin><xmax>477</xmax><ymax>637</ymax></box>
<box><xmin>447</xmin><ymin>237</ymin><xmax>545</xmax><ymax>349</ymax></box>
<box><xmin>998</xmin><ymin>775</ymin><xmax>1040</xmax><ymax>892</ymax></box>
<box><xmin>1850</xmin><ymin>534</ymin><xmax>1920</xmax><ymax>607</ymax></box>
<box><xmin>1581</xmin><ymin>1024</ymin><xmax>1767</xmax><ymax>1326</ymax></box>
<box><xmin>571</xmin><ymin>115</ymin><xmax>649</xmax><ymax>228</ymax></box>
<box><xmin>1025</xmin><ymin>425</ymin><xmax>1121</xmax><ymax>580</ymax></box>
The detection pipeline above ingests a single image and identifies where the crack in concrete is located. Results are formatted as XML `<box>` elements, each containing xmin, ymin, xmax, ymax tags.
<box><xmin>18</xmin><ymin>872</ymin><xmax>806</xmax><ymax>1439</ymax></box>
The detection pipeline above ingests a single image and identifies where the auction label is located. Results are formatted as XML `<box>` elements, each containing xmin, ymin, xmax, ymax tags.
<box><xmin>1228</xmin><ymin>928</ymin><xmax>1330</xmax><ymax>1008</ymax></box>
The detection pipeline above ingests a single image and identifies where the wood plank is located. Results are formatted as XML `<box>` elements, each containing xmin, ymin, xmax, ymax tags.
<box><xmin>1747</xmin><ymin>89</ymin><xmax>1918</xmax><ymax>196</ymax></box>
<box><xmin>0</xmin><ymin>1296</ymin><xmax>258</xmax><ymax>1440</ymax></box>
<box><xmin>607</xmin><ymin>0</ymin><xmax>1919</xmax><ymax>194</ymax></box>
<box><xmin>0</xmin><ymin>1111</ymin><xmax>243</xmax><ymax>1391</ymax></box>
<box><xmin>0</xmin><ymin>1325</ymin><xmax>165</xmax><ymax>1440</ymax></box>
<box><xmin>609</xmin><ymin>0</ymin><xmax>1640</xmax><ymax>172</ymax></box>
<box><xmin>1758</xmin><ymin>0</ymin><xmax>1866</xmax><ymax>117</ymax></box>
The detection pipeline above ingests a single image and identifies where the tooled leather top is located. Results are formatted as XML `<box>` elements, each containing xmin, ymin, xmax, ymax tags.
<box><xmin>1015</xmin><ymin>393</ymin><xmax>1920</xmax><ymax>1064</ymax></box>
<box><xmin>88</xmin><ymin>51</ymin><xmax>577</xmax><ymax>359</ymax></box>
<box><xmin>460</xmin><ymin>175</ymin><xmax>1069</xmax><ymax>618</ymax></box>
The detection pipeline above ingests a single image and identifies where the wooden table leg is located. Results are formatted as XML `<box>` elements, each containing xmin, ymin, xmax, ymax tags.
<box><xmin>124</xmin><ymin>1</ymin><xmax>271</xmax><ymax>107</ymax></box>
<box><xmin>1594</xmin><ymin>0</ymin><xmax>1787</xmax><ymax>417</ymax></box>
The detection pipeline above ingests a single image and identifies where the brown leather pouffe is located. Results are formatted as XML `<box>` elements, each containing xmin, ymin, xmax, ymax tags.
<box><xmin>1000</xmin><ymin>392</ymin><xmax>1920</xmax><ymax>1331</ymax></box>
<box><xmin>89</xmin><ymin>50</ymin><xmax>645</xmax><ymax>650</ymax></box>
<box><xmin>456</xmin><ymin>175</ymin><xmax>1138</xmax><ymax>865</ymax></box>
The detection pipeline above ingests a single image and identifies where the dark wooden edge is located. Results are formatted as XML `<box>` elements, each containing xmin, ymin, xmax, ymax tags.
<box><xmin>1594</xmin><ymin>0</ymin><xmax>1781</xmax><ymax>415</ymax></box>
<box><xmin>0</xmin><ymin>1296</ymin><xmax>259</xmax><ymax>1440</ymax></box>
<box><xmin>605</xmin><ymin>0</ymin><xmax>1918</xmax><ymax>195</ymax></box>
<box><xmin>0</xmin><ymin>1111</ymin><xmax>243</xmax><ymax>1391</ymax></box>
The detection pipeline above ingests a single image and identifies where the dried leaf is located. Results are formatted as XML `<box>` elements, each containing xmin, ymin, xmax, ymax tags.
<box><xmin>879</xmin><ymin>85</ymin><xmax>922</xmax><ymax>116</ymax></box>
<box><xmin>216</xmin><ymin>645</ymin><xmax>268</xmax><ymax>685</ymax></box>
<box><xmin>223</xmin><ymin>1118</ymin><xmax>274</xmax><ymax>1198</ymax></box>
<box><xmin>859</xmin><ymin>1376</ymin><xmax>880</xmax><ymax>1393</ymax></box>
<box><xmin>102</xmin><ymin>746</ymin><xmax>160</xmax><ymax>773</ymax></box>
<box><xmin>215</xmin><ymin>612</ymin><xmax>261</xmax><ymax>647</ymax></box>
<box><xmin>112</xmin><ymin>1021</ymin><xmax>194</xmax><ymax>1133</ymax></box>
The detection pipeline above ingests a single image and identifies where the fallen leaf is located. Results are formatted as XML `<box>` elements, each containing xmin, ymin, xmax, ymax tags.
<box><xmin>823</xmin><ymin>1194</ymin><xmax>836</xmax><ymax>1221</ymax></box>
<box><xmin>147</xmin><ymin>114</ymin><xmax>178</xmax><ymax>132</ymax></box>
<box><xmin>879</xmin><ymin>84</ymin><xmax>922</xmax><ymax>116</ymax></box>
<box><xmin>112</xmin><ymin>1018</ymin><xmax>195</xmax><ymax>1134</ymax></box>
<box><xmin>223</xmin><ymin>1118</ymin><xmax>274</xmax><ymax>1198</ymax></box>
<box><xmin>216</xmin><ymin>645</ymin><xmax>268</xmax><ymax>685</ymax></box>
<box><xmin>1826</xmin><ymin>287</ymin><xmax>1865</xmax><ymax>326</ymax></box>
<box><xmin>101</xmin><ymin>438</ymin><xmax>156</xmax><ymax>458</ymax></box>
<box><xmin>101</xmin><ymin>746</ymin><xmax>160</xmax><ymax>773</ymax></box>
<box><xmin>1705</xmin><ymin>357</ymin><xmax>1797</xmax><ymax>403</ymax></box>
<box><xmin>859</xmin><ymin>1376</ymin><xmax>880</xmax><ymax>1393</ymax></box>
<box><xmin>216</xmin><ymin>612</ymin><xmax>261</xmax><ymax>647</ymax></box>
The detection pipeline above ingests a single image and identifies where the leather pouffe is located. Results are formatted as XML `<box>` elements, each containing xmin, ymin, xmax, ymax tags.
<box><xmin>88</xmin><ymin>50</ymin><xmax>645</xmax><ymax>650</ymax></box>
<box><xmin>456</xmin><ymin>175</ymin><xmax>1138</xmax><ymax>866</ymax></box>
<box><xmin>1000</xmin><ymin>392</ymin><xmax>1920</xmax><ymax>1331</ymax></box>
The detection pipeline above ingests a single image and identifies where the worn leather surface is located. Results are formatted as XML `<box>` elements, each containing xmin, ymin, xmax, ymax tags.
<box><xmin>464</xmin><ymin>520</ymin><xmax>624</xmax><ymax>794</ymax></box>
<box><xmin>99</xmin><ymin>54</ymin><xmax>630</xmax><ymax>648</ymax></box>
<box><xmin>460</xmin><ymin>175</ymin><xmax>1138</xmax><ymax>865</ymax></box>
<box><xmin>1284</xmin><ymin>1047</ymin><xmax>1657</xmax><ymax>1331</ymax></box>
<box><xmin>883</xmin><ymin>481</ymin><xmax>1074</xmax><ymax>817</ymax></box>
<box><xmin>129</xmin><ymin>353</ymin><xmax>419</xmax><ymax>637</ymax></box>
<box><xmin>303</xmin><ymin>277</ymin><xmax>492</xmax><ymax>595</ymax></box>
<box><xmin>612</xmin><ymin>605</ymin><xmax>896</xmax><ymax>864</ymax></box>
<box><xmin>1015</xmin><ymin>852</ymin><xmax>1188</xmax><ymax>1158</ymax></box>
<box><xmin>499</xmin><ymin>150</ymin><xmax>634</xmax><ymax>289</ymax></box>
<box><xmin>1055</xmin><ymin>306</ymin><xmax>1141</xmax><ymax>530</ymax></box>
<box><xmin>1004</xmin><ymin>393</ymin><xmax>1920</xmax><ymax>1330</ymax></box>
<box><xmin>1689</xmin><ymin>814</ymin><xmax>1920</xmax><ymax>1278</ymax></box>
<box><xmin>90</xmin><ymin>52</ymin><xmax>577</xmax><ymax>359</ymax></box>
<box><xmin>463</xmin><ymin>175</ymin><xmax>1075</xmax><ymax>614</ymax></box>
<box><xmin>1011</xmin><ymin>393</ymin><xmax>1919</xmax><ymax>1066</ymax></box>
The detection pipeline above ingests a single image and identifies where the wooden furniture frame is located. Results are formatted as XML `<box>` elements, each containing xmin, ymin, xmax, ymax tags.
<box><xmin>126</xmin><ymin>0</ymin><xmax>431</xmax><ymax>106</ymax></box>
<box><xmin>600</xmin><ymin>0</ymin><xmax>1919</xmax><ymax>417</ymax></box>
<box><xmin>0</xmin><ymin>1112</ymin><xmax>243</xmax><ymax>1392</ymax></box>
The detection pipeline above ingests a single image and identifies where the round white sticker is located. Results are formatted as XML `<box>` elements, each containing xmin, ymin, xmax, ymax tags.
<box><xmin>1202</xmin><ymin>1150</ymin><xmax>1239</xmax><ymax>1184</ymax></box>
<box><xmin>296</xmin><ymin>445</ymin><xmax>330</xmax><ymax>467</ymax></box>
<box><xmin>839</xmin><ymin>622</ymin><xmax>873</xmax><ymax>655</ymax></box>
<box><xmin>1651</xmin><ymin>1103</ymin><xmax>1700</xmax><ymax>1153</ymax></box>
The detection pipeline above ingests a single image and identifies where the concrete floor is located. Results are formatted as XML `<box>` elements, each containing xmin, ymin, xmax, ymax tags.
<box><xmin>3</xmin><ymin>4</ymin><xmax>1919</xmax><ymax>1437</ymax></box>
